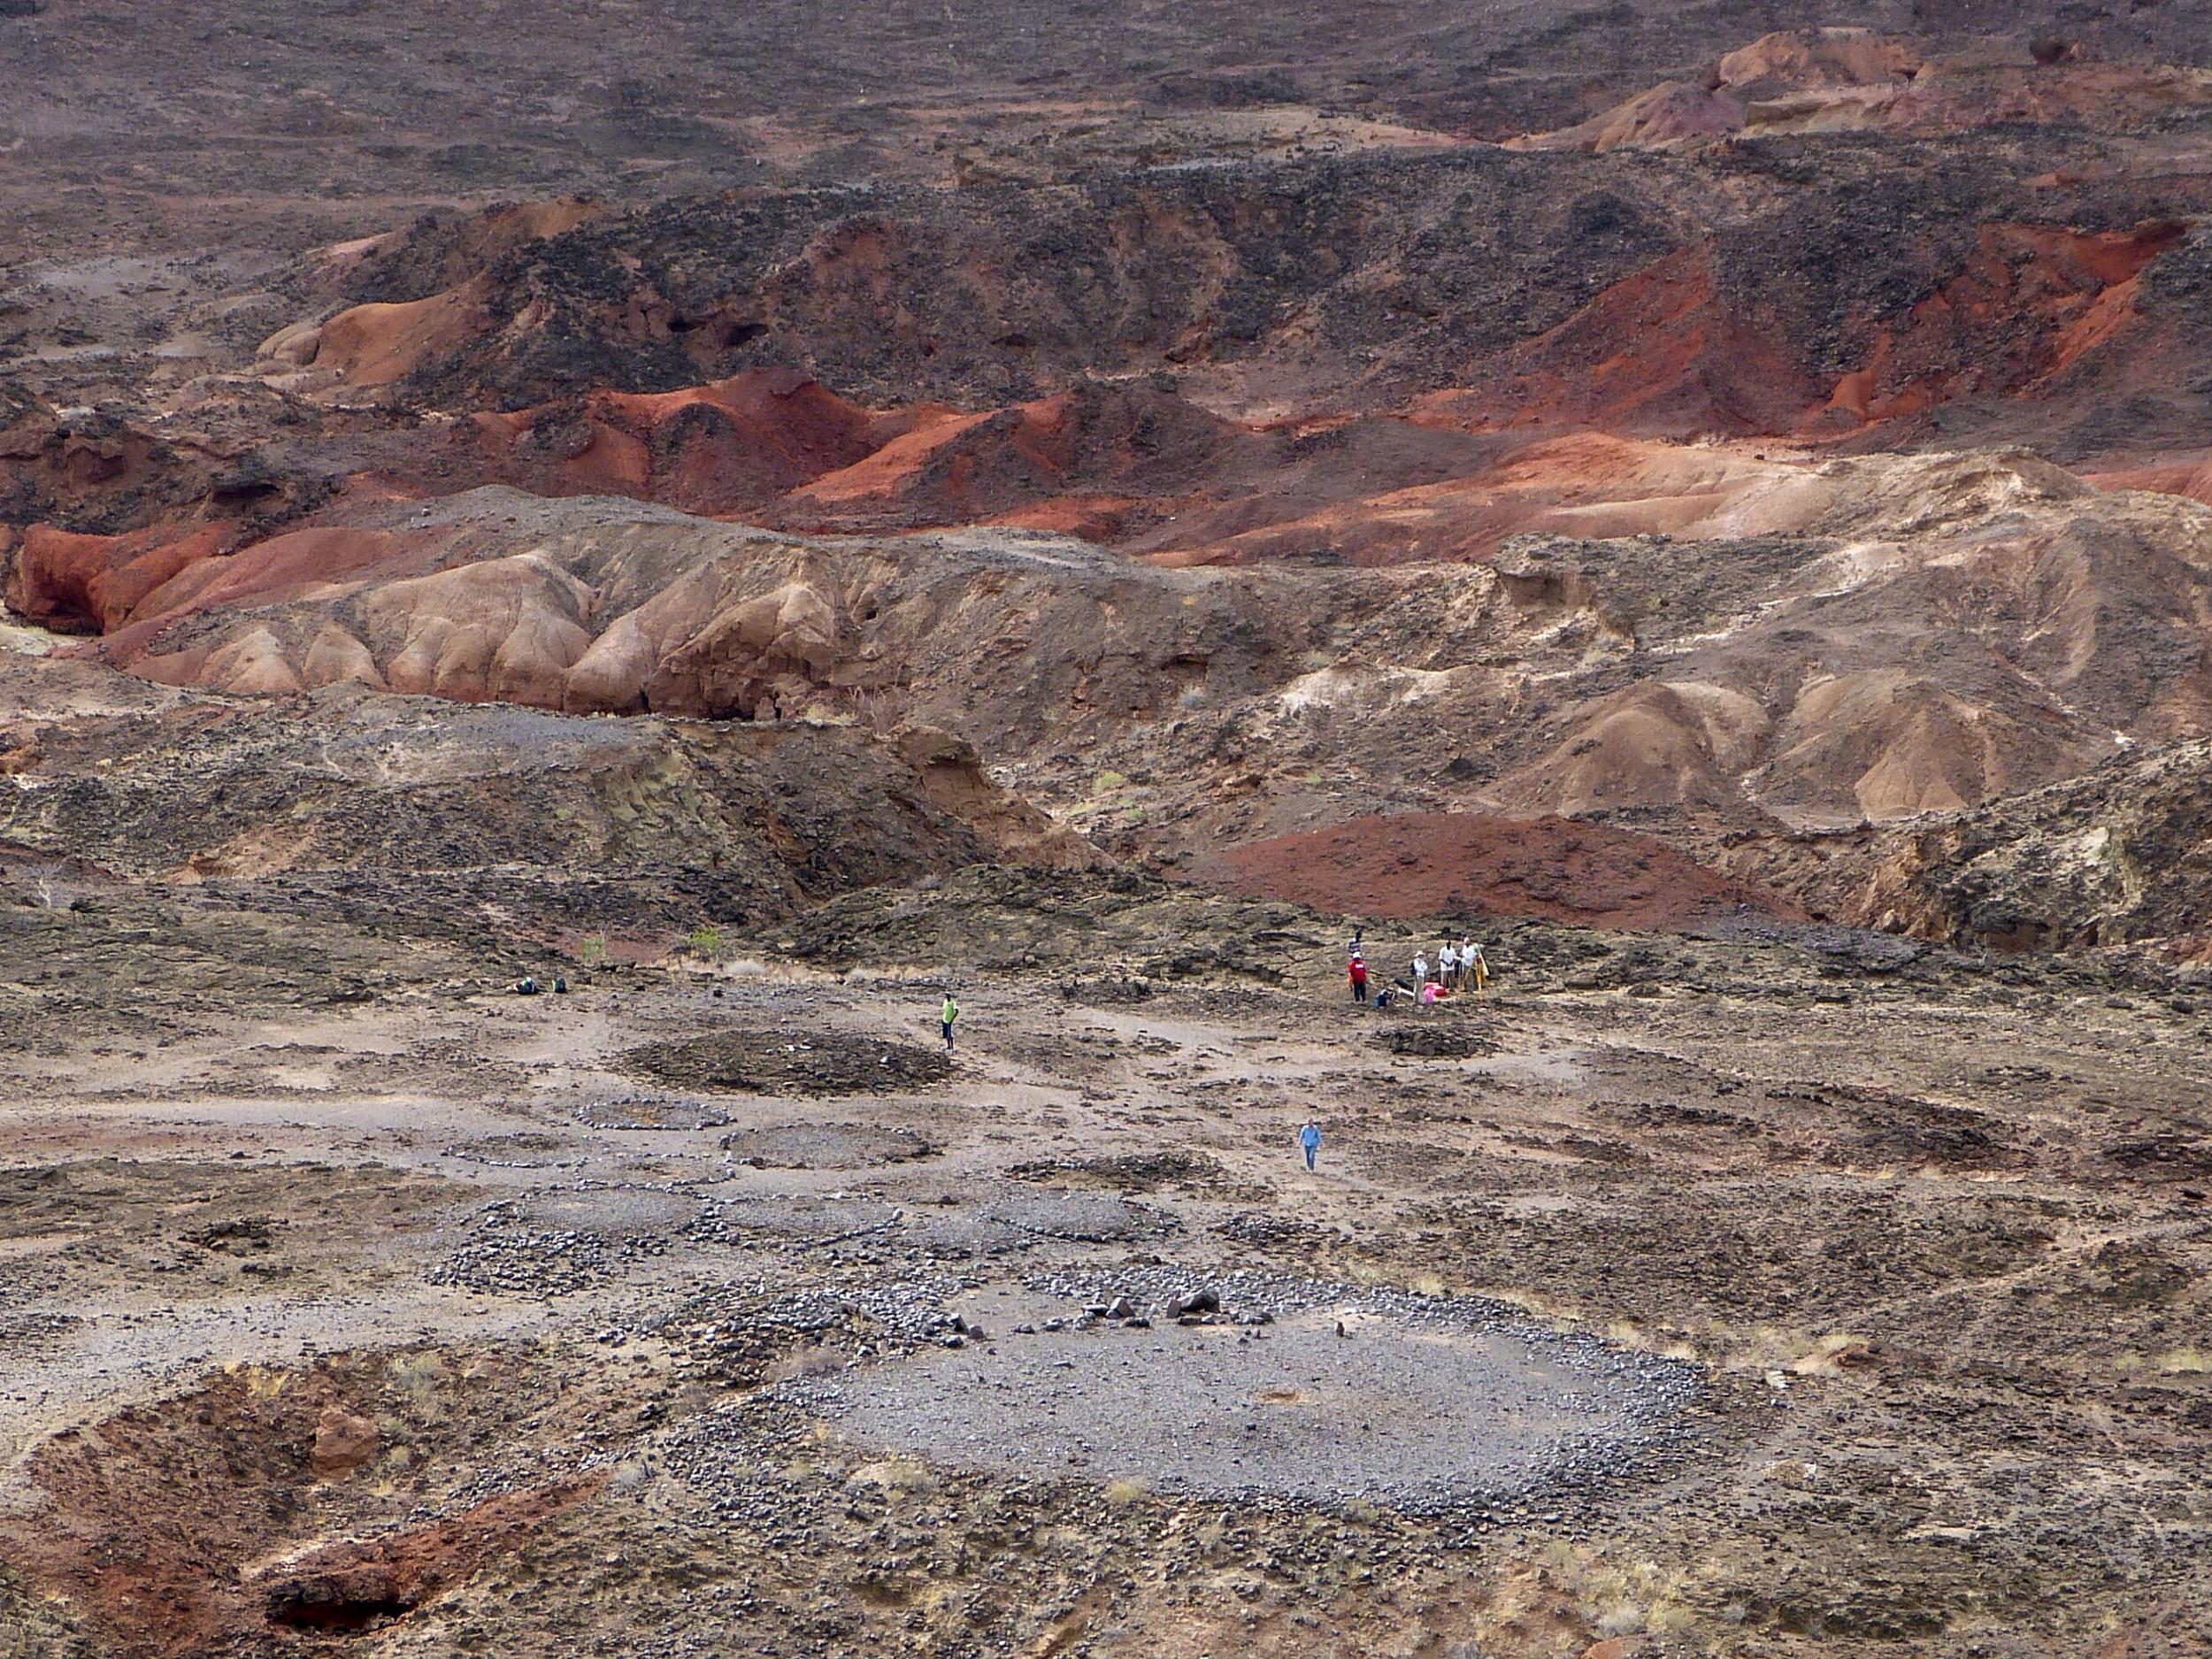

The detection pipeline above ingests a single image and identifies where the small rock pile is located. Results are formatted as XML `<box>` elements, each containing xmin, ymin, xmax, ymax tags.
<box><xmin>1215</xmin><ymin>1210</ymin><xmax>1351</xmax><ymax>1251</ymax></box>
<box><xmin>427</xmin><ymin>1197</ymin><xmax>675</xmax><ymax>1298</ymax></box>
<box><xmin>661</xmin><ymin>1273</ymin><xmax>976</xmax><ymax>1385</ymax></box>
<box><xmin>1055</xmin><ymin>975</ymin><xmax>1154</xmax><ymax>1004</ymax></box>
<box><xmin>618</xmin><ymin>1029</ymin><xmax>952</xmax><ymax>1095</ymax></box>
<box><xmin>1375</xmin><ymin>1025</ymin><xmax>1499</xmax><ymax>1059</ymax></box>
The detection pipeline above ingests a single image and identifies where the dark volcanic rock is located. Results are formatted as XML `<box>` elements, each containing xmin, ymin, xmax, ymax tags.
<box><xmin>619</xmin><ymin>1029</ymin><xmax>953</xmax><ymax>1095</ymax></box>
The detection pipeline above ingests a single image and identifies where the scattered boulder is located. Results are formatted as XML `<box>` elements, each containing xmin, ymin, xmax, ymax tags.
<box><xmin>309</xmin><ymin>1407</ymin><xmax>380</xmax><ymax>1479</ymax></box>
<box><xmin>1166</xmin><ymin>1286</ymin><xmax>1221</xmax><ymax>1320</ymax></box>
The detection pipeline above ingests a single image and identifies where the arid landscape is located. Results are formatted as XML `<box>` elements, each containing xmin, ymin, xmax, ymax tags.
<box><xmin>3</xmin><ymin>3</ymin><xmax>2210</xmax><ymax>1655</ymax></box>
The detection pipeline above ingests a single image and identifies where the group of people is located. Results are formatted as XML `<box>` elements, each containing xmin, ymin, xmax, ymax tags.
<box><xmin>930</xmin><ymin>929</ymin><xmax>1486</xmax><ymax>1180</ymax></box>
<box><xmin>1420</xmin><ymin>936</ymin><xmax>1489</xmax><ymax>996</ymax></box>
<box><xmin>1346</xmin><ymin>928</ymin><xmax>1487</xmax><ymax>1008</ymax></box>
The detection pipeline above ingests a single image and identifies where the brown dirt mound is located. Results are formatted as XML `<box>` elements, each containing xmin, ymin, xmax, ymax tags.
<box><xmin>311</xmin><ymin>281</ymin><xmax>494</xmax><ymax>387</ymax></box>
<box><xmin>454</xmin><ymin>369</ymin><xmax>896</xmax><ymax>515</ymax></box>
<box><xmin>1514</xmin><ymin>30</ymin><xmax>2212</xmax><ymax>155</ymax></box>
<box><xmin>1196</xmin><ymin>811</ymin><xmax>1798</xmax><ymax>929</ymax></box>
<box><xmin>257</xmin><ymin>1475</ymin><xmax>601</xmax><ymax>1633</ymax></box>
<box><xmin>778</xmin><ymin>380</ymin><xmax>1255</xmax><ymax>534</ymax></box>
<box><xmin>618</xmin><ymin>1028</ymin><xmax>953</xmax><ymax>1095</ymax></box>
<box><xmin>1419</xmin><ymin>247</ymin><xmax>1822</xmax><ymax>440</ymax></box>
<box><xmin>1412</xmin><ymin>219</ymin><xmax>2180</xmax><ymax>445</ymax></box>
<box><xmin>1375</xmin><ymin>1025</ymin><xmax>1502</xmax><ymax>1058</ymax></box>
<box><xmin>9</xmin><ymin>521</ymin><xmax>234</xmax><ymax>634</ymax></box>
<box><xmin>0</xmin><ymin>1351</ymin><xmax>604</xmax><ymax>1656</ymax></box>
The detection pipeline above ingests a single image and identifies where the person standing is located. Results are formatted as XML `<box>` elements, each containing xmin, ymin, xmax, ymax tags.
<box><xmin>1299</xmin><ymin>1120</ymin><xmax>1322</xmax><ymax>1172</ymax></box>
<box><xmin>1411</xmin><ymin>949</ymin><xmax>1428</xmax><ymax>988</ymax></box>
<box><xmin>1439</xmin><ymin>940</ymin><xmax>1459</xmax><ymax>989</ymax></box>
<box><xmin>1468</xmin><ymin>941</ymin><xmax>1489</xmax><ymax>999</ymax></box>
<box><xmin>940</xmin><ymin>991</ymin><xmax>960</xmax><ymax>1050</ymax></box>
<box><xmin>1348</xmin><ymin>953</ymin><xmax>1369</xmax><ymax>1002</ymax></box>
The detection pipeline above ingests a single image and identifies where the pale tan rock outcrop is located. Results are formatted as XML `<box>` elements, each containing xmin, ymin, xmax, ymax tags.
<box><xmin>301</xmin><ymin>625</ymin><xmax>388</xmax><ymax>691</ymax></box>
<box><xmin>204</xmin><ymin>628</ymin><xmax>305</xmax><ymax>696</ymax></box>
<box><xmin>363</xmin><ymin>553</ymin><xmax>594</xmax><ymax>706</ymax></box>
<box><xmin>40</xmin><ymin>442</ymin><xmax>2212</xmax><ymax>863</ymax></box>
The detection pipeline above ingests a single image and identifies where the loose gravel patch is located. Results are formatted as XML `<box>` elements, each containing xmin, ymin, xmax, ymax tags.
<box><xmin>426</xmin><ymin>1186</ymin><xmax>696</xmax><ymax>1297</ymax></box>
<box><xmin>1007</xmin><ymin>1150</ymin><xmax>1221</xmax><ymax>1191</ymax></box>
<box><xmin>890</xmin><ymin>1191</ymin><xmax>1181</xmax><ymax>1261</ymax></box>
<box><xmin>689</xmin><ymin>1194</ymin><xmax>904</xmax><ymax>1250</ymax></box>
<box><xmin>805</xmin><ymin>1269</ymin><xmax>1697</xmax><ymax>1513</ymax></box>
<box><xmin>718</xmin><ymin>1125</ymin><xmax>933</xmax><ymax>1169</ymax></box>
<box><xmin>978</xmin><ymin>1192</ymin><xmax>1179</xmax><ymax>1243</ymax></box>
<box><xmin>0</xmin><ymin>1311</ymin><xmax>83</xmax><ymax>1350</ymax></box>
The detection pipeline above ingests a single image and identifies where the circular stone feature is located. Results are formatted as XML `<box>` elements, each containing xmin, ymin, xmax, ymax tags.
<box><xmin>1375</xmin><ymin>1025</ymin><xmax>1499</xmax><ymax>1059</ymax></box>
<box><xmin>973</xmin><ymin>1192</ymin><xmax>1178</xmax><ymax>1243</ymax></box>
<box><xmin>814</xmin><ymin>1277</ymin><xmax>1694</xmax><ymax>1510</ymax></box>
<box><xmin>718</xmin><ymin>1125</ymin><xmax>933</xmax><ymax>1170</ymax></box>
<box><xmin>575</xmin><ymin>1093</ymin><xmax>733</xmax><ymax>1131</ymax></box>
<box><xmin>617</xmin><ymin>1030</ymin><xmax>951</xmax><ymax>1096</ymax></box>
<box><xmin>690</xmin><ymin>1194</ymin><xmax>902</xmax><ymax>1248</ymax></box>
<box><xmin>503</xmin><ymin>1186</ymin><xmax>699</xmax><ymax>1234</ymax></box>
<box><xmin>893</xmin><ymin>1191</ymin><xmax>1178</xmax><ymax>1259</ymax></box>
<box><xmin>448</xmin><ymin>1132</ymin><xmax>579</xmax><ymax>1168</ymax></box>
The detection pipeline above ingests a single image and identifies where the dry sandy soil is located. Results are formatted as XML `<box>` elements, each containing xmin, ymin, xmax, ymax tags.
<box><xmin>0</xmin><ymin>858</ymin><xmax>2206</xmax><ymax>1659</ymax></box>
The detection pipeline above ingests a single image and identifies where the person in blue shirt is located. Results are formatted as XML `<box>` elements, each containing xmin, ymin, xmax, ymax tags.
<box><xmin>1299</xmin><ymin>1120</ymin><xmax>1322</xmax><ymax>1171</ymax></box>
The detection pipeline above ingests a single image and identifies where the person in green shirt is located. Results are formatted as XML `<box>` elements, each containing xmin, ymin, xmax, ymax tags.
<box><xmin>940</xmin><ymin>993</ymin><xmax>959</xmax><ymax>1051</ymax></box>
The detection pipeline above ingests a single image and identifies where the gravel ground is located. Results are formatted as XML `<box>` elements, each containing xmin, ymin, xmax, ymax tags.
<box><xmin>802</xmin><ymin>1270</ymin><xmax>1697</xmax><ymax>1513</ymax></box>
<box><xmin>7</xmin><ymin>879</ymin><xmax>2207</xmax><ymax>1658</ymax></box>
<box><xmin>718</xmin><ymin>1125</ymin><xmax>933</xmax><ymax>1169</ymax></box>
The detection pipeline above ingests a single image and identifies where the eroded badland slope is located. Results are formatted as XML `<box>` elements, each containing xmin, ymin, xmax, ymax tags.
<box><xmin>3</xmin><ymin>4</ymin><xmax>2210</xmax><ymax>1658</ymax></box>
